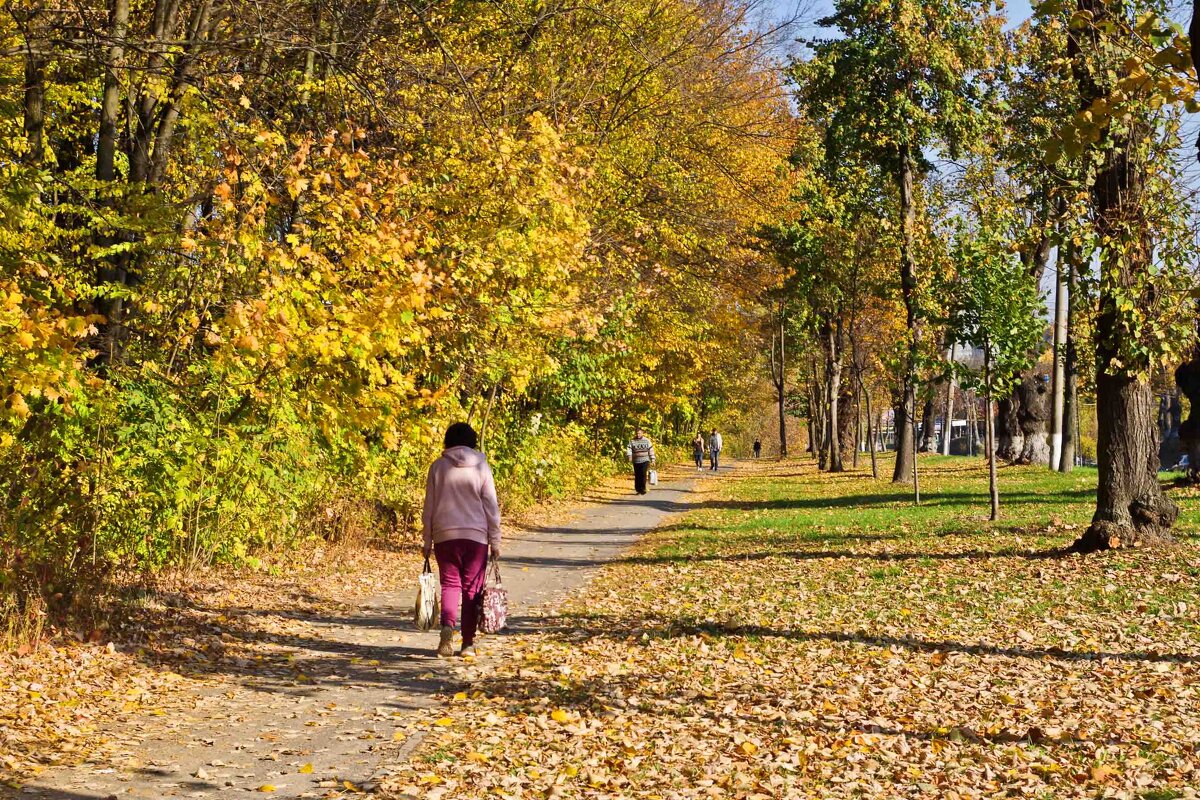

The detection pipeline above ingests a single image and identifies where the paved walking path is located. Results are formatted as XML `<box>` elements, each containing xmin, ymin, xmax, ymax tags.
<box><xmin>22</xmin><ymin>473</ymin><xmax>705</xmax><ymax>799</ymax></box>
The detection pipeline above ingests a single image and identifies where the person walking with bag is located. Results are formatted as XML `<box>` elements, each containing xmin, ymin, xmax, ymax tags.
<box><xmin>628</xmin><ymin>428</ymin><xmax>656</xmax><ymax>495</ymax></box>
<box><xmin>708</xmin><ymin>428</ymin><xmax>723</xmax><ymax>471</ymax></box>
<box><xmin>692</xmin><ymin>432</ymin><xmax>706</xmax><ymax>471</ymax></box>
<box><xmin>422</xmin><ymin>422</ymin><xmax>502</xmax><ymax>658</ymax></box>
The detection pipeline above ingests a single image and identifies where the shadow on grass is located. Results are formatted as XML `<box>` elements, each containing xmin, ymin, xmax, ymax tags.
<box><xmin>614</xmin><ymin>545</ymin><xmax>1066</xmax><ymax>567</ymax></box>
<box><xmin>508</xmin><ymin>614</ymin><xmax>1199</xmax><ymax>666</ymax></box>
<box><xmin>693</xmin><ymin>487</ymin><xmax>1097</xmax><ymax>513</ymax></box>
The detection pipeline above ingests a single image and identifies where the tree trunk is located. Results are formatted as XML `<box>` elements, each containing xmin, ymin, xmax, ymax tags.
<box><xmin>853</xmin><ymin>387</ymin><xmax>861</xmax><ymax>468</ymax></box>
<box><xmin>912</xmin><ymin>392</ymin><xmax>922</xmax><ymax>505</ymax></box>
<box><xmin>839</xmin><ymin>384</ymin><xmax>855</xmax><ymax>468</ymax></box>
<box><xmin>770</xmin><ymin>317</ymin><xmax>788</xmax><ymax>458</ymax></box>
<box><xmin>995</xmin><ymin>391</ymin><xmax>1023</xmax><ymax>461</ymax></box>
<box><xmin>942</xmin><ymin>345</ymin><xmax>956</xmax><ymax>456</ymax></box>
<box><xmin>825</xmin><ymin>316</ymin><xmax>843</xmax><ymax>472</ymax></box>
<box><xmin>23</xmin><ymin>52</ymin><xmax>46</xmax><ymax>163</ymax></box>
<box><xmin>985</xmin><ymin>350</ymin><xmax>999</xmax><ymax>521</ymax></box>
<box><xmin>919</xmin><ymin>393</ymin><xmax>936</xmax><ymax>452</ymax></box>
<box><xmin>811</xmin><ymin>361</ymin><xmax>826</xmax><ymax>468</ymax></box>
<box><xmin>1016</xmin><ymin>373</ymin><xmax>1051</xmax><ymax>465</ymax></box>
<box><xmin>892</xmin><ymin>145</ymin><xmax>919</xmax><ymax>483</ymax></box>
<box><xmin>96</xmin><ymin>0</ymin><xmax>129</xmax><ymax>184</ymax></box>
<box><xmin>1060</xmin><ymin>244</ymin><xmax>1080</xmax><ymax>472</ymax></box>
<box><xmin>1070</xmin><ymin>0</ymin><xmax>1177</xmax><ymax>549</ymax></box>
<box><xmin>1050</xmin><ymin>255</ymin><xmax>1068</xmax><ymax>468</ymax></box>
<box><xmin>478</xmin><ymin>382</ymin><xmax>500</xmax><ymax>452</ymax></box>
<box><xmin>864</xmin><ymin>387</ymin><xmax>878</xmax><ymax>479</ymax></box>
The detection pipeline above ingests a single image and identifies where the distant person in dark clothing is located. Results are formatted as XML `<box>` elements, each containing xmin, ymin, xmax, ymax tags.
<box><xmin>692</xmin><ymin>433</ymin><xmax>705</xmax><ymax>471</ymax></box>
<box><xmin>708</xmin><ymin>429</ymin><xmax>723</xmax><ymax>471</ymax></box>
<box><xmin>628</xmin><ymin>428</ymin><xmax>656</xmax><ymax>494</ymax></box>
<box><xmin>753</xmin><ymin>438</ymin><xmax>762</xmax><ymax>458</ymax></box>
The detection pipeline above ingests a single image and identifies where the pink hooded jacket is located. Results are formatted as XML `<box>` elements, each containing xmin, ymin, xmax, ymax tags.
<box><xmin>421</xmin><ymin>446</ymin><xmax>502</xmax><ymax>549</ymax></box>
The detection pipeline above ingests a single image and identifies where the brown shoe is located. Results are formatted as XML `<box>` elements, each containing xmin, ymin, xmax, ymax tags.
<box><xmin>437</xmin><ymin>626</ymin><xmax>455</xmax><ymax>657</ymax></box>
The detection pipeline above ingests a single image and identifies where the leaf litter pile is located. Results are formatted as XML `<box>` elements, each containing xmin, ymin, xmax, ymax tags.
<box><xmin>379</xmin><ymin>459</ymin><xmax>1200</xmax><ymax>799</ymax></box>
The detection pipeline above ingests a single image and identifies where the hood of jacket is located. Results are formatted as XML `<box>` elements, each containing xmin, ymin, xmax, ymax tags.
<box><xmin>442</xmin><ymin>445</ymin><xmax>485</xmax><ymax>467</ymax></box>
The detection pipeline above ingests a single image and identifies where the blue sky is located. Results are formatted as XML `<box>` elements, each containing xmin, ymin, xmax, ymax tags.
<box><xmin>762</xmin><ymin>0</ymin><xmax>1035</xmax><ymax>44</ymax></box>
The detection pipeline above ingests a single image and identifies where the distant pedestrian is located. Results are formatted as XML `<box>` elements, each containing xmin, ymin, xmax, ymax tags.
<box><xmin>422</xmin><ymin>422</ymin><xmax>502</xmax><ymax>659</ymax></box>
<box><xmin>692</xmin><ymin>433</ymin><xmax>706</xmax><ymax>471</ymax></box>
<box><xmin>753</xmin><ymin>438</ymin><xmax>762</xmax><ymax>459</ymax></box>
<box><xmin>628</xmin><ymin>428</ymin><xmax>656</xmax><ymax>495</ymax></box>
<box><xmin>708</xmin><ymin>429</ymin><xmax>723</xmax><ymax>471</ymax></box>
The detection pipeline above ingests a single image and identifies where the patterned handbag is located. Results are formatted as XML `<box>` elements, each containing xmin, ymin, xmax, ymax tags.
<box><xmin>478</xmin><ymin>560</ymin><xmax>508</xmax><ymax>635</ymax></box>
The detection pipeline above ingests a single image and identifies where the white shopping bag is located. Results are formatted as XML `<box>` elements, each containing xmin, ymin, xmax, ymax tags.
<box><xmin>414</xmin><ymin>557</ymin><xmax>441</xmax><ymax>631</ymax></box>
<box><xmin>649</xmin><ymin>469</ymin><xmax>658</xmax><ymax>486</ymax></box>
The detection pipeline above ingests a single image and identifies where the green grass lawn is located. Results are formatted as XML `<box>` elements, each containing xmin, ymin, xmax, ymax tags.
<box><xmin>381</xmin><ymin>455</ymin><xmax>1200</xmax><ymax>800</ymax></box>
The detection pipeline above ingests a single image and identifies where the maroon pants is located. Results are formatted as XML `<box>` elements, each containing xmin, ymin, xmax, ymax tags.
<box><xmin>433</xmin><ymin>539</ymin><xmax>489</xmax><ymax>646</ymax></box>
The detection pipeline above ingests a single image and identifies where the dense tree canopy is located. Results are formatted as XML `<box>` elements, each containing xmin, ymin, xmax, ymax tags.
<box><xmin>2</xmin><ymin>0</ymin><xmax>1199</xmax><ymax>612</ymax></box>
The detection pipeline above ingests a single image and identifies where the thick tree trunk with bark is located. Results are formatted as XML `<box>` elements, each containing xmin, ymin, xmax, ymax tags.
<box><xmin>1071</xmin><ymin>0</ymin><xmax>1177</xmax><ymax>549</ymax></box>
<box><xmin>1016</xmin><ymin>374</ymin><xmax>1051</xmax><ymax>465</ymax></box>
<box><xmin>1074</xmin><ymin>372</ymin><xmax>1177</xmax><ymax>549</ymax></box>
<box><xmin>838</xmin><ymin>385</ymin><xmax>855</xmax><ymax>467</ymax></box>
<box><xmin>995</xmin><ymin>392</ymin><xmax>1023</xmax><ymax>461</ymax></box>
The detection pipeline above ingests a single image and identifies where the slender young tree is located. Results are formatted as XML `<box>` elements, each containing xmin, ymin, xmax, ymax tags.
<box><xmin>948</xmin><ymin>221</ymin><xmax>1044</xmax><ymax>520</ymax></box>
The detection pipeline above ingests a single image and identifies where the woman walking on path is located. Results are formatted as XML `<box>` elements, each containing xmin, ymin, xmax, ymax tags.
<box><xmin>692</xmin><ymin>433</ymin><xmax>706</xmax><ymax>471</ymax></box>
<box><xmin>422</xmin><ymin>422</ymin><xmax>502</xmax><ymax>658</ymax></box>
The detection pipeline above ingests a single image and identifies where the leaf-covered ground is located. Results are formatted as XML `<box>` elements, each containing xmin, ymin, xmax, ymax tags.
<box><xmin>379</xmin><ymin>457</ymin><xmax>1200</xmax><ymax>799</ymax></box>
<box><xmin>0</xmin><ymin>469</ymin><xmax>656</xmax><ymax>793</ymax></box>
<box><xmin>0</xmin><ymin>543</ymin><xmax>415</xmax><ymax>790</ymax></box>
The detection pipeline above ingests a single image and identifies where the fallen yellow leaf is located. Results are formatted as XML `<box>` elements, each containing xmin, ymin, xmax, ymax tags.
<box><xmin>299</xmin><ymin>763</ymin><xmax>313</xmax><ymax>774</ymax></box>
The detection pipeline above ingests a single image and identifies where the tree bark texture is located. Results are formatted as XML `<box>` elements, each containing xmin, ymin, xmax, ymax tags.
<box><xmin>1016</xmin><ymin>373</ymin><xmax>1051</xmax><ymax>465</ymax></box>
<box><xmin>770</xmin><ymin>318</ymin><xmax>788</xmax><ymax>458</ymax></box>
<box><xmin>823</xmin><ymin>316</ymin><xmax>843</xmax><ymax>472</ymax></box>
<box><xmin>1050</xmin><ymin>259</ymin><xmax>1068</xmax><ymax>468</ymax></box>
<box><xmin>1071</xmin><ymin>0</ymin><xmax>1177</xmax><ymax>549</ymax></box>
<box><xmin>1059</xmin><ymin>243</ymin><xmax>1080</xmax><ymax>472</ymax></box>
<box><xmin>995</xmin><ymin>392</ymin><xmax>1023</xmax><ymax>462</ymax></box>
<box><xmin>892</xmin><ymin>146</ymin><xmax>919</xmax><ymax>484</ymax></box>
<box><xmin>864</xmin><ymin>388</ymin><xmax>878</xmax><ymax>479</ymax></box>
<box><xmin>942</xmin><ymin>345</ymin><xmax>956</xmax><ymax>456</ymax></box>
